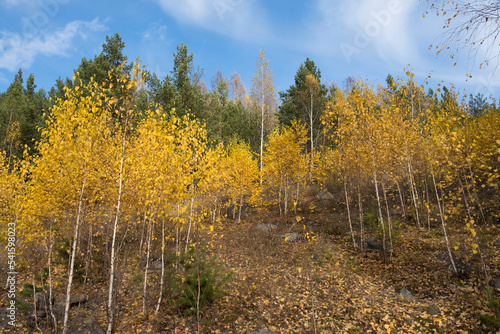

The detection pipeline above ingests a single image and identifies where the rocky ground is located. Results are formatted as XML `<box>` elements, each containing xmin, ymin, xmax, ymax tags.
<box><xmin>1</xmin><ymin>196</ymin><xmax>500</xmax><ymax>333</ymax></box>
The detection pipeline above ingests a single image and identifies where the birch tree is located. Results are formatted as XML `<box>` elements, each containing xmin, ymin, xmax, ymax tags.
<box><xmin>250</xmin><ymin>49</ymin><xmax>277</xmax><ymax>183</ymax></box>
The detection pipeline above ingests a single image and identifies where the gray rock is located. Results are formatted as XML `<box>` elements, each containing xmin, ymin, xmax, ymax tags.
<box><xmin>366</xmin><ymin>237</ymin><xmax>382</xmax><ymax>250</ymax></box>
<box><xmin>68</xmin><ymin>317</ymin><xmax>105</xmax><ymax>334</ymax></box>
<box><xmin>493</xmin><ymin>278</ymin><xmax>500</xmax><ymax>290</ymax></box>
<box><xmin>54</xmin><ymin>295</ymin><xmax>87</xmax><ymax>307</ymax></box>
<box><xmin>399</xmin><ymin>287</ymin><xmax>416</xmax><ymax>301</ymax></box>
<box><xmin>149</xmin><ymin>259</ymin><xmax>163</xmax><ymax>271</ymax></box>
<box><xmin>249</xmin><ymin>329</ymin><xmax>276</xmax><ymax>334</ymax></box>
<box><xmin>256</xmin><ymin>223</ymin><xmax>278</xmax><ymax>232</ymax></box>
<box><xmin>282</xmin><ymin>232</ymin><xmax>300</xmax><ymax>243</ymax></box>
<box><xmin>494</xmin><ymin>239</ymin><xmax>500</xmax><ymax>248</ymax></box>
<box><xmin>317</xmin><ymin>189</ymin><xmax>334</xmax><ymax>200</ymax></box>
<box><xmin>141</xmin><ymin>256</ymin><xmax>161</xmax><ymax>269</ymax></box>
<box><xmin>423</xmin><ymin>303</ymin><xmax>440</xmax><ymax>315</ymax></box>
<box><xmin>436</xmin><ymin>253</ymin><xmax>449</xmax><ymax>262</ymax></box>
<box><xmin>35</xmin><ymin>310</ymin><xmax>47</xmax><ymax>318</ymax></box>
<box><xmin>35</xmin><ymin>291</ymin><xmax>50</xmax><ymax>311</ymax></box>
<box><xmin>53</xmin><ymin>304</ymin><xmax>65</xmax><ymax>321</ymax></box>
<box><xmin>26</xmin><ymin>315</ymin><xmax>39</xmax><ymax>328</ymax></box>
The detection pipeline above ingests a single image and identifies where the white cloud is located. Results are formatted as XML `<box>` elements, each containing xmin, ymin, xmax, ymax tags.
<box><xmin>142</xmin><ymin>23</ymin><xmax>168</xmax><ymax>42</ymax></box>
<box><xmin>2</xmin><ymin>0</ymin><xmax>35</xmax><ymax>6</ymax></box>
<box><xmin>158</xmin><ymin>0</ymin><xmax>211</xmax><ymax>24</ymax></box>
<box><xmin>0</xmin><ymin>71</ymin><xmax>8</xmax><ymax>86</ymax></box>
<box><xmin>0</xmin><ymin>18</ymin><xmax>105</xmax><ymax>72</ymax></box>
<box><xmin>155</xmin><ymin>0</ymin><xmax>271</xmax><ymax>42</ymax></box>
<box><xmin>307</xmin><ymin>0</ymin><xmax>423</xmax><ymax>64</ymax></box>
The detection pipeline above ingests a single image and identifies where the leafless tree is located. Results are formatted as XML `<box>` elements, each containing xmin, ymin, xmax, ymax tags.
<box><xmin>426</xmin><ymin>1</ymin><xmax>500</xmax><ymax>72</ymax></box>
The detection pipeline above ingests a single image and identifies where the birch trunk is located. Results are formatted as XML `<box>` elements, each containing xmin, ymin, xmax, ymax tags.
<box><xmin>381</xmin><ymin>182</ymin><xmax>393</xmax><ymax>260</ymax></box>
<box><xmin>430</xmin><ymin>170</ymin><xmax>458</xmax><ymax>274</ymax></box>
<box><xmin>260</xmin><ymin>88</ymin><xmax>265</xmax><ymax>185</ymax></box>
<box><xmin>238</xmin><ymin>196</ymin><xmax>243</xmax><ymax>223</ymax></box>
<box><xmin>344</xmin><ymin>177</ymin><xmax>356</xmax><ymax>250</ymax></box>
<box><xmin>406</xmin><ymin>142</ymin><xmax>420</xmax><ymax>227</ymax></box>
<box><xmin>62</xmin><ymin>177</ymin><xmax>86</xmax><ymax>334</ymax></box>
<box><xmin>284</xmin><ymin>176</ymin><xmax>288</xmax><ymax>215</ymax></box>
<box><xmin>357</xmin><ymin>186</ymin><xmax>365</xmax><ymax>251</ymax></box>
<box><xmin>185</xmin><ymin>196</ymin><xmax>195</xmax><ymax>253</ymax></box>
<box><xmin>294</xmin><ymin>163</ymin><xmax>301</xmax><ymax>215</ymax></box>
<box><xmin>309</xmin><ymin>90</ymin><xmax>314</xmax><ymax>181</ymax></box>
<box><xmin>106</xmin><ymin>125</ymin><xmax>127</xmax><ymax>334</ymax></box>
<box><xmin>47</xmin><ymin>226</ymin><xmax>57</xmax><ymax>329</ymax></box>
<box><xmin>372</xmin><ymin>155</ymin><xmax>387</xmax><ymax>258</ymax></box>
<box><xmin>424</xmin><ymin>177</ymin><xmax>431</xmax><ymax>230</ymax></box>
<box><xmin>142</xmin><ymin>217</ymin><xmax>153</xmax><ymax>319</ymax></box>
<box><xmin>278</xmin><ymin>174</ymin><xmax>283</xmax><ymax>216</ymax></box>
<box><xmin>396</xmin><ymin>180</ymin><xmax>406</xmax><ymax>221</ymax></box>
<box><xmin>155</xmin><ymin>216</ymin><xmax>166</xmax><ymax>313</ymax></box>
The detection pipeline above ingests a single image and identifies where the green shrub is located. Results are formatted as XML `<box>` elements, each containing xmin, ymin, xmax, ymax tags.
<box><xmin>480</xmin><ymin>287</ymin><xmax>500</xmax><ymax>330</ymax></box>
<box><xmin>131</xmin><ymin>274</ymin><xmax>142</xmax><ymax>283</ymax></box>
<box><xmin>479</xmin><ymin>314</ymin><xmax>500</xmax><ymax>330</ymax></box>
<box><xmin>14</xmin><ymin>298</ymin><xmax>31</xmax><ymax>313</ymax></box>
<box><xmin>19</xmin><ymin>283</ymin><xmax>42</xmax><ymax>296</ymax></box>
<box><xmin>364</xmin><ymin>209</ymin><xmax>401</xmax><ymax>245</ymax></box>
<box><xmin>172</xmin><ymin>241</ymin><xmax>233</xmax><ymax>315</ymax></box>
<box><xmin>364</xmin><ymin>211</ymin><xmax>378</xmax><ymax>230</ymax></box>
<box><xmin>54</xmin><ymin>236</ymin><xmax>85</xmax><ymax>280</ymax></box>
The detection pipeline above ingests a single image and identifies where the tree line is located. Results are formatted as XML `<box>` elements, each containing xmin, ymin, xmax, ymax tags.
<box><xmin>1</xmin><ymin>32</ymin><xmax>499</xmax><ymax>333</ymax></box>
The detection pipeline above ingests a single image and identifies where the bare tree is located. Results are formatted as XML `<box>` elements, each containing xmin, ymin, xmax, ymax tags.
<box><xmin>426</xmin><ymin>1</ymin><xmax>500</xmax><ymax>71</ymax></box>
<box><xmin>250</xmin><ymin>49</ymin><xmax>277</xmax><ymax>184</ymax></box>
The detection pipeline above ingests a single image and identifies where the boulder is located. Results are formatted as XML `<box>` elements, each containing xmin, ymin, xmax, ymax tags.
<box><xmin>53</xmin><ymin>304</ymin><xmax>65</xmax><ymax>321</ymax></box>
<box><xmin>149</xmin><ymin>259</ymin><xmax>163</xmax><ymax>271</ymax></box>
<box><xmin>26</xmin><ymin>314</ymin><xmax>40</xmax><ymax>329</ymax></box>
<box><xmin>281</xmin><ymin>232</ymin><xmax>300</xmax><ymax>243</ymax></box>
<box><xmin>436</xmin><ymin>253</ymin><xmax>449</xmax><ymax>262</ymax></box>
<box><xmin>54</xmin><ymin>295</ymin><xmax>87</xmax><ymax>307</ymax></box>
<box><xmin>256</xmin><ymin>223</ymin><xmax>278</xmax><ymax>232</ymax></box>
<box><xmin>68</xmin><ymin>317</ymin><xmax>105</xmax><ymax>334</ymax></box>
<box><xmin>494</xmin><ymin>239</ymin><xmax>500</xmax><ymax>249</ymax></box>
<box><xmin>398</xmin><ymin>287</ymin><xmax>416</xmax><ymax>301</ymax></box>
<box><xmin>492</xmin><ymin>277</ymin><xmax>500</xmax><ymax>290</ymax></box>
<box><xmin>141</xmin><ymin>256</ymin><xmax>162</xmax><ymax>269</ymax></box>
<box><xmin>317</xmin><ymin>189</ymin><xmax>334</xmax><ymax>200</ymax></box>
<box><xmin>423</xmin><ymin>303</ymin><xmax>440</xmax><ymax>315</ymax></box>
<box><xmin>28</xmin><ymin>294</ymin><xmax>87</xmax><ymax>326</ymax></box>
<box><xmin>365</xmin><ymin>237</ymin><xmax>382</xmax><ymax>250</ymax></box>
<box><xmin>35</xmin><ymin>291</ymin><xmax>50</xmax><ymax>311</ymax></box>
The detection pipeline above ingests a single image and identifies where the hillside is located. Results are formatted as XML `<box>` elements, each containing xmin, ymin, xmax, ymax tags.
<box><xmin>2</xmin><ymin>192</ymin><xmax>500</xmax><ymax>333</ymax></box>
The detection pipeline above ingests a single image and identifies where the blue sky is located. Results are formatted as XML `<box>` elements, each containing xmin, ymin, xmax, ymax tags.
<box><xmin>1</xmin><ymin>0</ymin><xmax>499</xmax><ymax>99</ymax></box>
